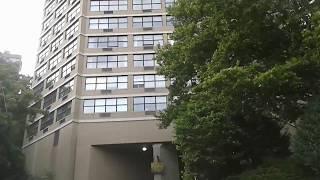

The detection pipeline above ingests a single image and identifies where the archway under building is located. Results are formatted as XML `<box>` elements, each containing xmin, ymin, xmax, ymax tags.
<box><xmin>88</xmin><ymin>143</ymin><xmax>179</xmax><ymax>180</ymax></box>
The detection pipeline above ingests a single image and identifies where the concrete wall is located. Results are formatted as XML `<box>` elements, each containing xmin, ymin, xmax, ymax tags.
<box><xmin>89</xmin><ymin>145</ymin><xmax>153</xmax><ymax>180</ymax></box>
<box><xmin>24</xmin><ymin>116</ymin><xmax>175</xmax><ymax>180</ymax></box>
<box><xmin>73</xmin><ymin>120</ymin><xmax>174</xmax><ymax>180</ymax></box>
<box><xmin>23</xmin><ymin>123</ymin><xmax>77</xmax><ymax>180</ymax></box>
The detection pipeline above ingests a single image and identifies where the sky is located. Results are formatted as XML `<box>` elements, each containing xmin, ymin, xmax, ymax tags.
<box><xmin>0</xmin><ymin>1</ymin><xmax>44</xmax><ymax>76</ymax></box>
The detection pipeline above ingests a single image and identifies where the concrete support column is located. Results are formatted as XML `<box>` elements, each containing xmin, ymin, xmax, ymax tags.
<box><xmin>153</xmin><ymin>144</ymin><xmax>163</xmax><ymax>180</ymax></box>
<box><xmin>153</xmin><ymin>143</ymin><xmax>180</xmax><ymax>180</ymax></box>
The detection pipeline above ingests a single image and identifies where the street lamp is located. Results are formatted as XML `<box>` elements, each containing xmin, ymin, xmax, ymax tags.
<box><xmin>142</xmin><ymin>146</ymin><xmax>148</xmax><ymax>152</ymax></box>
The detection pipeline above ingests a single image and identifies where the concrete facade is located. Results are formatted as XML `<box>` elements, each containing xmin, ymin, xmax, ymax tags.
<box><xmin>23</xmin><ymin>0</ymin><xmax>178</xmax><ymax>179</ymax></box>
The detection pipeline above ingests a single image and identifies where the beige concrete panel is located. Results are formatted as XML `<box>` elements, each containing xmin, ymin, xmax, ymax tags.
<box><xmin>73</xmin><ymin>120</ymin><xmax>173</xmax><ymax>180</ymax></box>
<box><xmin>72</xmin><ymin>98</ymin><xmax>82</xmax><ymax>120</ymax></box>
<box><xmin>23</xmin><ymin>123</ymin><xmax>77</xmax><ymax>180</ymax></box>
<box><xmin>77</xmin><ymin>120</ymin><xmax>173</xmax><ymax>146</ymax></box>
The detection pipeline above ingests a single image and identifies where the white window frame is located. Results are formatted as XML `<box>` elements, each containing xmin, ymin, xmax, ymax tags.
<box><xmin>83</xmin><ymin>98</ymin><xmax>128</xmax><ymax>114</ymax></box>
<box><xmin>39</xmin><ymin>48</ymin><xmax>50</xmax><ymax>62</ymax></box>
<box><xmin>61</xmin><ymin>59</ymin><xmax>76</xmax><ymax>78</ymax></box>
<box><xmin>133</xmin><ymin>0</ymin><xmax>161</xmax><ymax>10</ymax></box>
<box><xmin>85</xmin><ymin>76</ymin><xmax>128</xmax><ymax>90</ymax></box>
<box><xmin>51</xmin><ymin>35</ymin><xmax>64</xmax><ymax>52</ymax></box>
<box><xmin>133</xmin><ymin>54</ymin><xmax>158</xmax><ymax>67</ymax></box>
<box><xmin>59</xmin><ymin>79</ymin><xmax>74</xmax><ymax>98</ymax></box>
<box><xmin>133</xmin><ymin>16</ymin><xmax>162</xmax><ymax>28</ymax></box>
<box><xmin>90</xmin><ymin>0</ymin><xmax>128</xmax><ymax>11</ymax></box>
<box><xmin>45</xmin><ymin>1</ymin><xmax>55</xmax><ymax>16</ymax></box>
<box><xmin>87</xmin><ymin>55</ymin><xmax>128</xmax><ymax>69</ymax></box>
<box><xmin>133</xmin><ymin>34</ymin><xmax>163</xmax><ymax>47</ymax></box>
<box><xmin>53</xmin><ymin>17</ymin><xmax>66</xmax><ymax>34</ymax></box>
<box><xmin>55</xmin><ymin>2</ymin><xmax>67</xmax><ymax>18</ymax></box>
<box><xmin>64</xmin><ymin>40</ymin><xmax>78</xmax><ymax>57</ymax></box>
<box><xmin>88</xmin><ymin>36</ymin><xmax>128</xmax><ymax>48</ymax></box>
<box><xmin>43</xmin><ymin>15</ymin><xmax>54</xmax><ymax>30</ymax></box>
<box><xmin>68</xmin><ymin>4</ymin><xmax>80</xmax><ymax>22</ymax></box>
<box><xmin>46</xmin><ymin>70</ymin><xmax>60</xmax><ymax>87</ymax></box>
<box><xmin>133</xmin><ymin>74</ymin><xmax>166</xmax><ymax>88</ymax></box>
<box><xmin>134</xmin><ymin>96</ymin><xmax>167</xmax><ymax>112</ymax></box>
<box><xmin>66</xmin><ymin>22</ymin><xmax>79</xmax><ymax>40</ymax></box>
<box><xmin>40</xmin><ymin>32</ymin><xmax>51</xmax><ymax>47</ymax></box>
<box><xmin>89</xmin><ymin>17</ymin><xmax>128</xmax><ymax>29</ymax></box>
<box><xmin>49</xmin><ymin>52</ymin><xmax>63</xmax><ymax>69</ymax></box>
<box><xmin>35</xmin><ymin>65</ymin><xmax>47</xmax><ymax>78</ymax></box>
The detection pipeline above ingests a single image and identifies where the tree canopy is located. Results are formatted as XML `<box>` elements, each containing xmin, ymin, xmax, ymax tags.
<box><xmin>292</xmin><ymin>96</ymin><xmax>320</xmax><ymax>175</ymax></box>
<box><xmin>0</xmin><ymin>58</ymin><xmax>35</xmax><ymax>180</ymax></box>
<box><xmin>156</xmin><ymin>0</ymin><xmax>320</xmax><ymax>179</ymax></box>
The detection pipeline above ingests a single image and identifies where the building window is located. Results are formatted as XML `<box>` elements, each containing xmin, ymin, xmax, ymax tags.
<box><xmin>55</xmin><ymin>2</ymin><xmax>67</xmax><ymax>18</ymax></box>
<box><xmin>39</xmin><ymin>48</ymin><xmax>50</xmax><ymax>62</ymax></box>
<box><xmin>88</xmin><ymin>36</ymin><xmax>128</xmax><ymax>48</ymax></box>
<box><xmin>33</xmin><ymin>81</ymin><xmax>44</xmax><ymax>96</ymax></box>
<box><xmin>90</xmin><ymin>0</ymin><xmax>128</xmax><ymax>11</ymax></box>
<box><xmin>56</xmin><ymin>101</ymin><xmax>72</xmax><ymax>121</ymax></box>
<box><xmin>134</xmin><ymin>96</ymin><xmax>167</xmax><ymax>112</ymax></box>
<box><xmin>85</xmin><ymin>76</ymin><xmax>128</xmax><ymax>90</ymax></box>
<box><xmin>69</xmin><ymin>0</ymin><xmax>78</xmax><ymax>5</ymax></box>
<box><xmin>133</xmin><ymin>0</ymin><xmax>161</xmax><ymax>10</ymax></box>
<box><xmin>133</xmin><ymin>34</ymin><xmax>163</xmax><ymax>47</ymax></box>
<box><xmin>61</xmin><ymin>59</ymin><xmax>76</xmax><ymax>78</ymax></box>
<box><xmin>64</xmin><ymin>40</ymin><xmax>78</xmax><ymax>57</ymax></box>
<box><xmin>133</xmin><ymin>54</ymin><xmax>158</xmax><ymax>67</ymax></box>
<box><xmin>87</xmin><ymin>55</ymin><xmax>128</xmax><ymax>69</ymax></box>
<box><xmin>51</xmin><ymin>35</ymin><xmax>64</xmax><ymax>52</ymax></box>
<box><xmin>43</xmin><ymin>15</ymin><xmax>54</xmax><ymax>30</ymax></box>
<box><xmin>166</xmin><ymin>16</ymin><xmax>174</xmax><ymax>27</ymax></box>
<box><xmin>35</xmin><ymin>65</ymin><xmax>47</xmax><ymax>78</ymax></box>
<box><xmin>27</xmin><ymin>121</ymin><xmax>39</xmax><ymax>137</ymax></box>
<box><xmin>53</xmin><ymin>18</ymin><xmax>66</xmax><ymax>34</ymax></box>
<box><xmin>68</xmin><ymin>4</ymin><xmax>80</xmax><ymax>22</ymax></box>
<box><xmin>83</xmin><ymin>98</ymin><xmax>128</xmax><ymax>113</ymax></box>
<box><xmin>40</xmin><ymin>32</ymin><xmax>51</xmax><ymax>47</ymax></box>
<box><xmin>43</xmin><ymin>90</ymin><xmax>57</xmax><ymax>109</ymax></box>
<box><xmin>165</xmin><ymin>0</ymin><xmax>175</xmax><ymax>8</ymax></box>
<box><xmin>133</xmin><ymin>16</ymin><xmax>162</xmax><ymax>28</ymax></box>
<box><xmin>134</xmin><ymin>75</ymin><xmax>166</xmax><ymax>88</ymax></box>
<box><xmin>49</xmin><ymin>52</ymin><xmax>63</xmax><ymax>69</ymax></box>
<box><xmin>46</xmin><ymin>70</ymin><xmax>59</xmax><ymax>87</ymax></box>
<box><xmin>59</xmin><ymin>79</ymin><xmax>74</xmax><ymax>98</ymax></box>
<box><xmin>45</xmin><ymin>1</ymin><xmax>55</xmax><ymax>16</ymax></box>
<box><xmin>89</xmin><ymin>17</ymin><xmax>128</xmax><ymax>30</ymax></box>
<box><xmin>66</xmin><ymin>22</ymin><xmax>79</xmax><ymax>40</ymax></box>
<box><xmin>40</xmin><ymin>112</ymin><xmax>54</xmax><ymax>130</ymax></box>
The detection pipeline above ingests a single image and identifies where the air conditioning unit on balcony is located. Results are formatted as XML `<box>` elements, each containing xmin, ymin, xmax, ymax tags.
<box><xmin>104</xmin><ymin>11</ymin><xmax>113</xmax><ymax>14</ymax></box>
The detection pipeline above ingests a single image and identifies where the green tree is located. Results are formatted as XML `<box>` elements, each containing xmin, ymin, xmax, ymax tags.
<box><xmin>292</xmin><ymin>97</ymin><xmax>320</xmax><ymax>175</ymax></box>
<box><xmin>0</xmin><ymin>58</ymin><xmax>35</xmax><ymax>180</ymax></box>
<box><xmin>156</xmin><ymin>0</ymin><xmax>320</xmax><ymax>179</ymax></box>
<box><xmin>226</xmin><ymin>159</ymin><xmax>306</xmax><ymax>180</ymax></box>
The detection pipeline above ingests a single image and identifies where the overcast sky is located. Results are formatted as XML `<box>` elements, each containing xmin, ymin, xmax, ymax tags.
<box><xmin>0</xmin><ymin>1</ymin><xmax>44</xmax><ymax>76</ymax></box>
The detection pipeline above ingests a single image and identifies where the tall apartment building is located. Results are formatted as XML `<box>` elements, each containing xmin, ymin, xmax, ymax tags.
<box><xmin>0</xmin><ymin>51</ymin><xmax>22</xmax><ymax>71</ymax></box>
<box><xmin>23</xmin><ymin>0</ymin><xmax>179</xmax><ymax>179</ymax></box>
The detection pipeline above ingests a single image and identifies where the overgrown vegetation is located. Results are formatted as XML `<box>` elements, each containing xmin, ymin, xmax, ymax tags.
<box><xmin>0</xmin><ymin>58</ymin><xmax>35</xmax><ymax>180</ymax></box>
<box><xmin>157</xmin><ymin>0</ymin><xmax>320</xmax><ymax>179</ymax></box>
<box><xmin>292</xmin><ymin>97</ymin><xmax>320</xmax><ymax>175</ymax></box>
